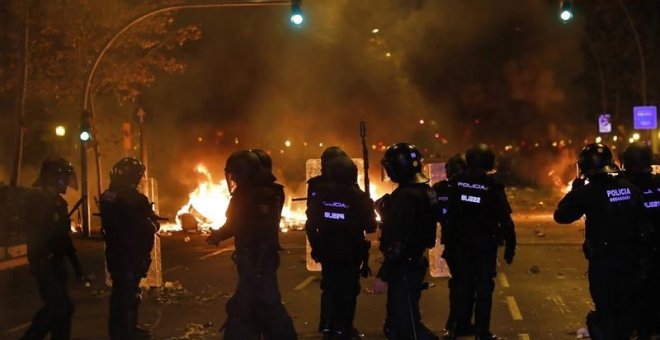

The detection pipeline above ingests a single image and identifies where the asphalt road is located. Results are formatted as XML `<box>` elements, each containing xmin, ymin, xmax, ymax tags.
<box><xmin>0</xmin><ymin>208</ymin><xmax>603</xmax><ymax>340</ymax></box>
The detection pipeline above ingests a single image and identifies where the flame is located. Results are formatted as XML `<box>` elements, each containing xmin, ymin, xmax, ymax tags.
<box><xmin>160</xmin><ymin>163</ymin><xmax>391</xmax><ymax>233</ymax></box>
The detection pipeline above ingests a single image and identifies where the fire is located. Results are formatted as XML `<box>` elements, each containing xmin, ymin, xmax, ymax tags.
<box><xmin>160</xmin><ymin>163</ymin><xmax>391</xmax><ymax>233</ymax></box>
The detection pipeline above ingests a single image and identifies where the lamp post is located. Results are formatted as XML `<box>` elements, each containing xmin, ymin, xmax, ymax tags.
<box><xmin>79</xmin><ymin>0</ymin><xmax>295</xmax><ymax>237</ymax></box>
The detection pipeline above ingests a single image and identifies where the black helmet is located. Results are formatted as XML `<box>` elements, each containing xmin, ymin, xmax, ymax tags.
<box><xmin>33</xmin><ymin>157</ymin><xmax>78</xmax><ymax>192</ymax></box>
<box><xmin>578</xmin><ymin>143</ymin><xmax>619</xmax><ymax>176</ymax></box>
<box><xmin>465</xmin><ymin>144</ymin><xmax>495</xmax><ymax>171</ymax></box>
<box><xmin>381</xmin><ymin>142</ymin><xmax>428</xmax><ymax>184</ymax></box>
<box><xmin>621</xmin><ymin>142</ymin><xmax>652</xmax><ymax>174</ymax></box>
<box><xmin>250</xmin><ymin>149</ymin><xmax>272</xmax><ymax>171</ymax></box>
<box><xmin>110</xmin><ymin>157</ymin><xmax>145</xmax><ymax>188</ymax></box>
<box><xmin>445</xmin><ymin>153</ymin><xmax>467</xmax><ymax>179</ymax></box>
<box><xmin>225</xmin><ymin>150</ymin><xmax>262</xmax><ymax>185</ymax></box>
<box><xmin>326</xmin><ymin>155</ymin><xmax>358</xmax><ymax>186</ymax></box>
<box><xmin>320</xmin><ymin>146</ymin><xmax>347</xmax><ymax>174</ymax></box>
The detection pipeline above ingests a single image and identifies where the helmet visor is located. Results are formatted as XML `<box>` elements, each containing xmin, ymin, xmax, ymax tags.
<box><xmin>66</xmin><ymin>171</ymin><xmax>78</xmax><ymax>190</ymax></box>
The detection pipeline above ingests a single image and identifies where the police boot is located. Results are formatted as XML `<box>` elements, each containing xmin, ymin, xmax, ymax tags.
<box><xmin>457</xmin><ymin>323</ymin><xmax>476</xmax><ymax>337</ymax></box>
<box><xmin>474</xmin><ymin>332</ymin><xmax>500</xmax><ymax>340</ymax></box>
<box><xmin>135</xmin><ymin>325</ymin><xmax>152</xmax><ymax>339</ymax></box>
<box><xmin>322</xmin><ymin>329</ymin><xmax>333</xmax><ymax>340</ymax></box>
<box><xmin>442</xmin><ymin>328</ymin><xmax>457</xmax><ymax>340</ymax></box>
<box><xmin>383</xmin><ymin>323</ymin><xmax>400</xmax><ymax>340</ymax></box>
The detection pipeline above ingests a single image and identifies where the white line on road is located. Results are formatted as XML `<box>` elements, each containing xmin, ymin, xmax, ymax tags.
<box><xmin>5</xmin><ymin>322</ymin><xmax>30</xmax><ymax>334</ymax></box>
<box><xmin>163</xmin><ymin>264</ymin><xmax>184</xmax><ymax>274</ymax></box>
<box><xmin>198</xmin><ymin>247</ymin><xmax>235</xmax><ymax>260</ymax></box>
<box><xmin>518</xmin><ymin>334</ymin><xmax>531</xmax><ymax>340</ymax></box>
<box><xmin>294</xmin><ymin>275</ymin><xmax>318</xmax><ymax>291</ymax></box>
<box><xmin>498</xmin><ymin>273</ymin><xmax>510</xmax><ymax>288</ymax></box>
<box><xmin>506</xmin><ymin>296</ymin><xmax>523</xmax><ymax>321</ymax></box>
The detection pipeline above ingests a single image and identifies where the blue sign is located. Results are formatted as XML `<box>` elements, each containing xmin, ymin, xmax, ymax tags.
<box><xmin>633</xmin><ymin>106</ymin><xmax>657</xmax><ymax>130</ymax></box>
<box><xmin>598</xmin><ymin>114</ymin><xmax>612</xmax><ymax>133</ymax></box>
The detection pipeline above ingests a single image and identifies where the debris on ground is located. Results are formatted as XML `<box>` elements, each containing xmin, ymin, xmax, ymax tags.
<box><xmin>534</xmin><ymin>230</ymin><xmax>546</xmax><ymax>237</ymax></box>
<box><xmin>529</xmin><ymin>265</ymin><xmax>541</xmax><ymax>274</ymax></box>
<box><xmin>576</xmin><ymin>327</ymin><xmax>589</xmax><ymax>338</ymax></box>
<box><xmin>165</xmin><ymin>322</ymin><xmax>216</xmax><ymax>340</ymax></box>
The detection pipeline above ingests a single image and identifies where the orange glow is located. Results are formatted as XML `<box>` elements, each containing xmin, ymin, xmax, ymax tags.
<box><xmin>161</xmin><ymin>164</ymin><xmax>390</xmax><ymax>233</ymax></box>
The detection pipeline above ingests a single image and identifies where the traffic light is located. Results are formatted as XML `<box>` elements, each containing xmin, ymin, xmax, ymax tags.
<box><xmin>560</xmin><ymin>0</ymin><xmax>573</xmax><ymax>22</ymax></box>
<box><xmin>80</xmin><ymin>110</ymin><xmax>92</xmax><ymax>142</ymax></box>
<box><xmin>290</xmin><ymin>0</ymin><xmax>304</xmax><ymax>26</ymax></box>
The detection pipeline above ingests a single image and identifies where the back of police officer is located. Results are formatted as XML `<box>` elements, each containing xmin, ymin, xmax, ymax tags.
<box><xmin>207</xmin><ymin>150</ymin><xmax>296</xmax><ymax>340</ymax></box>
<box><xmin>307</xmin><ymin>146</ymin><xmax>348</xmax><ymax>200</ymax></box>
<box><xmin>22</xmin><ymin>158</ymin><xmax>82</xmax><ymax>340</ymax></box>
<box><xmin>376</xmin><ymin>143</ymin><xmax>438</xmax><ymax>340</ymax></box>
<box><xmin>432</xmin><ymin>154</ymin><xmax>475</xmax><ymax>338</ymax></box>
<box><xmin>620</xmin><ymin>142</ymin><xmax>660</xmax><ymax>339</ymax></box>
<box><xmin>306</xmin><ymin>155</ymin><xmax>377</xmax><ymax>339</ymax></box>
<box><xmin>555</xmin><ymin>143</ymin><xmax>647</xmax><ymax>340</ymax></box>
<box><xmin>100</xmin><ymin>157</ymin><xmax>157</xmax><ymax>340</ymax></box>
<box><xmin>448</xmin><ymin>144</ymin><xmax>515</xmax><ymax>340</ymax></box>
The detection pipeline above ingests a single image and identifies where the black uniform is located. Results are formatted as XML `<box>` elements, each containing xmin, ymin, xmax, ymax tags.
<box><xmin>22</xmin><ymin>189</ymin><xmax>79</xmax><ymax>340</ymax></box>
<box><xmin>99</xmin><ymin>184</ymin><xmax>157</xmax><ymax>340</ymax></box>
<box><xmin>208</xmin><ymin>172</ymin><xmax>296</xmax><ymax>339</ymax></box>
<box><xmin>447</xmin><ymin>171</ymin><xmax>515</xmax><ymax>338</ymax></box>
<box><xmin>554</xmin><ymin>174</ymin><xmax>647</xmax><ymax>339</ymax></box>
<box><xmin>306</xmin><ymin>181</ymin><xmax>376</xmax><ymax>337</ymax></box>
<box><xmin>618</xmin><ymin>172</ymin><xmax>660</xmax><ymax>337</ymax></box>
<box><xmin>432</xmin><ymin>179</ymin><xmax>474</xmax><ymax>334</ymax></box>
<box><xmin>377</xmin><ymin>183</ymin><xmax>439</xmax><ymax>340</ymax></box>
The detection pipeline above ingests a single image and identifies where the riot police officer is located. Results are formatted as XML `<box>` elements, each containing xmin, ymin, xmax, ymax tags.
<box><xmin>448</xmin><ymin>144</ymin><xmax>516</xmax><ymax>340</ymax></box>
<box><xmin>22</xmin><ymin>158</ymin><xmax>82</xmax><ymax>340</ymax></box>
<box><xmin>307</xmin><ymin>146</ymin><xmax>348</xmax><ymax>199</ymax></box>
<box><xmin>555</xmin><ymin>143</ymin><xmax>647</xmax><ymax>340</ymax></box>
<box><xmin>620</xmin><ymin>142</ymin><xmax>660</xmax><ymax>339</ymax></box>
<box><xmin>376</xmin><ymin>143</ymin><xmax>439</xmax><ymax>340</ymax></box>
<box><xmin>207</xmin><ymin>150</ymin><xmax>296</xmax><ymax>339</ymax></box>
<box><xmin>306</xmin><ymin>155</ymin><xmax>377</xmax><ymax>339</ymax></box>
<box><xmin>100</xmin><ymin>157</ymin><xmax>158</xmax><ymax>340</ymax></box>
<box><xmin>432</xmin><ymin>154</ymin><xmax>474</xmax><ymax>338</ymax></box>
<box><xmin>250</xmin><ymin>148</ymin><xmax>273</xmax><ymax>171</ymax></box>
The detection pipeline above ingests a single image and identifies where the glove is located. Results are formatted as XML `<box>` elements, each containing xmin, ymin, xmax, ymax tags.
<box><xmin>571</xmin><ymin>177</ymin><xmax>586</xmax><ymax>191</ymax></box>
<box><xmin>504</xmin><ymin>246</ymin><xmax>515</xmax><ymax>265</ymax></box>
<box><xmin>206</xmin><ymin>230</ymin><xmax>222</xmax><ymax>246</ymax></box>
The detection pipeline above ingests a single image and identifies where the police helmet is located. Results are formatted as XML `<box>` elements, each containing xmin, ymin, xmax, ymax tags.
<box><xmin>320</xmin><ymin>146</ymin><xmax>347</xmax><ymax>174</ymax></box>
<box><xmin>621</xmin><ymin>142</ymin><xmax>652</xmax><ymax>174</ymax></box>
<box><xmin>381</xmin><ymin>143</ymin><xmax>428</xmax><ymax>184</ymax></box>
<box><xmin>110</xmin><ymin>157</ymin><xmax>145</xmax><ymax>188</ymax></box>
<box><xmin>327</xmin><ymin>155</ymin><xmax>358</xmax><ymax>186</ymax></box>
<box><xmin>225</xmin><ymin>150</ymin><xmax>262</xmax><ymax>185</ymax></box>
<box><xmin>250</xmin><ymin>149</ymin><xmax>272</xmax><ymax>171</ymax></box>
<box><xmin>445</xmin><ymin>153</ymin><xmax>467</xmax><ymax>179</ymax></box>
<box><xmin>465</xmin><ymin>144</ymin><xmax>495</xmax><ymax>171</ymax></box>
<box><xmin>33</xmin><ymin>157</ymin><xmax>78</xmax><ymax>191</ymax></box>
<box><xmin>577</xmin><ymin>143</ymin><xmax>619</xmax><ymax>176</ymax></box>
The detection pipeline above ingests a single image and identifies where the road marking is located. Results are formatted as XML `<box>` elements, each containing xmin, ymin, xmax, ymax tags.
<box><xmin>506</xmin><ymin>296</ymin><xmax>523</xmax><ymax>320</ymax></box>
<box><xmin>294</xmin><ymin>275</ymin><xmax>318</xmax><ymax>291</ymax></box>
<box><xmin>198</xmin><ymin>247</ymin><xmax>235</xmax><ymax>260</ymax></box>
<box><xmin>163</xmin><ymin>264</ymin><xmax>184</xmax><ymax>274</ymax></box>
<box><xmin>518</xmin><ymin>334</ymin><xmax>531</xmax><ymax>340</ymax></box>
<box><xmin>549</xmin><ymin>290</ymin><xmax>570</xmax><ymax>314</ymax></box>
<box><xmin>5</xmin><ymin>322</ymin><xmax>30</xmax><ymax>334</ymax></box>
<box><xmin>498</xmin><ymin>273</ymin><xmax>510</xmax><ymax>288</ymax></box>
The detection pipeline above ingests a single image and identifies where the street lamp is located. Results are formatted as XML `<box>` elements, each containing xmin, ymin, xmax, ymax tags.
<box><xmin>79</xmin><ymin>0</ymin><xmax>295</xmax><ymax>236</ymax></box>
<box><xmin>55</xmin><ymin>125</ymin><xmax>66</xmax><ymax>137</ymax></box>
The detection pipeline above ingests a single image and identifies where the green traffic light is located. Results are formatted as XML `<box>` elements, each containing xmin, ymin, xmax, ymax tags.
<box><xmin>560</xmin><ymin>1</ymin><xmax>573</xmax><ymax>22</ymax></box>
<box><xmin>291</xmin><ymin>0</ymin><xmax>303</xmax><ymax>26</ymax></box>
<box><xmin>80</xmin><ymin>131</ymin><xmax>91</xmax><ymax>142</ymax></box>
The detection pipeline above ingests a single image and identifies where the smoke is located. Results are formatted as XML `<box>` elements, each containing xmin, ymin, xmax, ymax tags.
<box><xmin>71</xmin><ymin>0</ymin><xmax>586</xmax><ymax>214</ymax></box>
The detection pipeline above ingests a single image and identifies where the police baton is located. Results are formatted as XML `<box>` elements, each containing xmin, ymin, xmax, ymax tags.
<box><xmin>360</xmin><ymin>121</ymin><xmax>370</xmax><ymax>197</ymax></box>
<box><xmin>68</xmin><ymin>194</ymin><xmax>87</xmax><ymax>218</ymax></box>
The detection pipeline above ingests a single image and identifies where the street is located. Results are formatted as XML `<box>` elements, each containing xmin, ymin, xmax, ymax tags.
<box><xmin>0</xmin><ymin>196</ymin><xmax>595</xmax><ymax>340</ymax></box>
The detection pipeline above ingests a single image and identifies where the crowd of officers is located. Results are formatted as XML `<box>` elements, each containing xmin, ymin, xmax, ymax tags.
<box><xmin>17</xmin><ymin>140</ymin><xmax>660</xmax><ymax>340</ymax></box>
